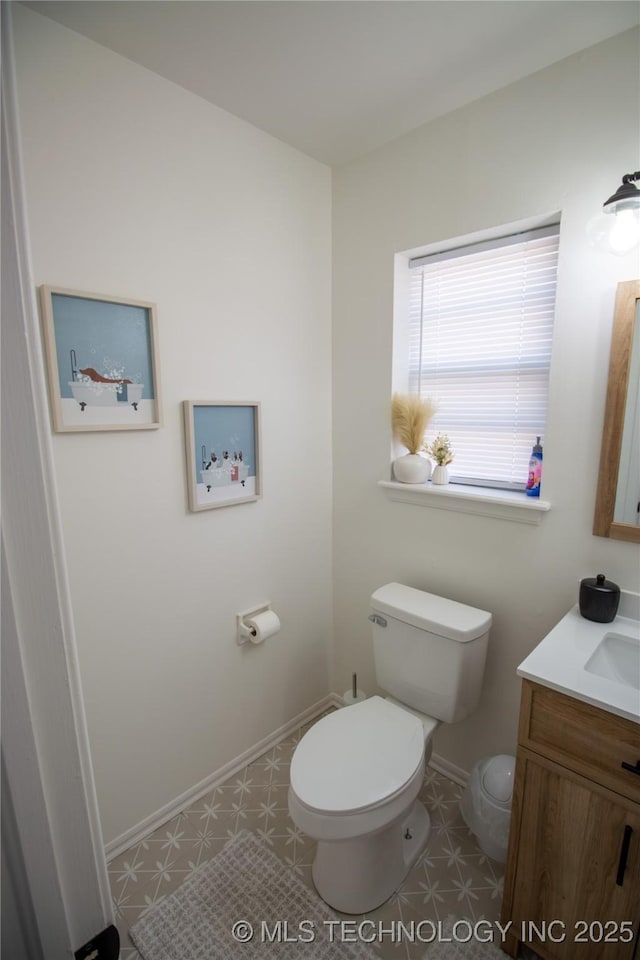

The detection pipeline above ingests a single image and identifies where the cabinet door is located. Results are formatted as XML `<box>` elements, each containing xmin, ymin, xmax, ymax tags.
<box><xmin>511</xmin><ymin>755</ymin><xmax>640</xmax><ymax>960</ymax></box>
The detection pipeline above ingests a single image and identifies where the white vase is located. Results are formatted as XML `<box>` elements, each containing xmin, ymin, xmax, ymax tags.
<box><xmin>431</xmin><ymin>464</ymin><xmax>449</xmax><ymax>485</ymax></box>
<box><xmin>392</xmin><ymin>454</ymin><xmax>431</xmax><ymax>484</ymax></box>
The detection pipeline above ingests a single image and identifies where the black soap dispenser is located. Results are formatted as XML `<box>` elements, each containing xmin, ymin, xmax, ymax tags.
<box><xmin>579</xmin><ymin>574</ymin><xmax>620</xmax><ymax>623</ymax></box>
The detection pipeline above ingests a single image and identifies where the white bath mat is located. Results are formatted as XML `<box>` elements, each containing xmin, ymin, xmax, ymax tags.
<box><xmin>129</xmin><ymin>830</ymin><xmax>380</xmax><ymax>960</ymax></box>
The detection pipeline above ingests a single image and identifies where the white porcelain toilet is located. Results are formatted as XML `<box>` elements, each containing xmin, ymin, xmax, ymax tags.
<box><xmin>288</xmin><ymin>582</ymin><xmax>491</xmax><ymax>914</ymax></box>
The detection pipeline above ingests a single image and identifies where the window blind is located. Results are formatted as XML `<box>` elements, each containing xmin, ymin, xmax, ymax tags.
<box><xmin>408</xmin><ymin>224</ymin><xmax>560</xmax><ymax>489</ymax></box>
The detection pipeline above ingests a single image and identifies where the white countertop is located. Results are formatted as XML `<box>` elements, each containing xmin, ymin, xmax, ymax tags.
<box><xmin>517</xmin><ymin>592</ymin><xmax>640</xmax><ymax>724</ymax></box>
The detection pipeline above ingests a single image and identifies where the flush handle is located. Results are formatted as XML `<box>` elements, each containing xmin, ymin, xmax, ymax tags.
<box><xmin>621</xmin><ymin>760</ymin><xmax>640</xmax><ymax>776</ymax></box>
<box><xmin>368</xmin><ymin>614</ymin><xmax>387</xmax><ymax>627</ymax></box>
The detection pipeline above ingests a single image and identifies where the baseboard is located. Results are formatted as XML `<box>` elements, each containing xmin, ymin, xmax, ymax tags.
<box><xmin>429</xmin><ymin>752</ymin><xmax>469</xmax><ymax>787</ymax></box>
<box><xmin>105</xmin><ymin>694</ymin><xmax>337</xmax><ymax>862</ymax></box>
<box><xmin>106</xmin><ymin>696</ymin><xmax>467</xmax><ymax>861</ymax></box>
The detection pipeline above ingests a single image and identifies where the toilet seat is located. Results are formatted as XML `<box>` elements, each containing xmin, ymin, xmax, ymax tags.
<box><xmin>290</xmin><ymin>696</ymin><xmax>425</xmax><ymax>815</ymax></box>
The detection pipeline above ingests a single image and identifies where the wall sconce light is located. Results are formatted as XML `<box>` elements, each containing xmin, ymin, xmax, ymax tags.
<box><xmin>603</xmin><ymin>171</ymin><xmax>640</xmax><ymax>254</ymax></box>
<box><xmin>589</xmin><ymin>171</ymin><xmax>640</xmax><ymax>256</ymax></box>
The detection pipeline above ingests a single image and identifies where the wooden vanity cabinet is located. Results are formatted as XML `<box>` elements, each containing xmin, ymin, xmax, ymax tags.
<box><xmin>500</xmin><ymin>680</ymin><xmax>640</xmax><ymax>960</ymax></box>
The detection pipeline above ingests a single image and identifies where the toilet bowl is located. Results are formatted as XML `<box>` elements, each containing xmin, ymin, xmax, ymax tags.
<box><xmin>288</xmin><ymin>696</ymin><xmax>438</xmax><ymax>913</ymax></box>
<box><xmin>288</xmin><ymin>583</ymin><xmax>491</xmax><ymax>914</ymax></box>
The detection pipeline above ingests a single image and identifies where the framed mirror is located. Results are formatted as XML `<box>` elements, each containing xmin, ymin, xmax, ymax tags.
<box><xmin>593</xmin><ymin>279</ymin><xmax>640</xmax><ymax>542</ymax></box>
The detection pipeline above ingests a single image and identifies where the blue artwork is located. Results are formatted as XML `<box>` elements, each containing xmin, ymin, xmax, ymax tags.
<box><xmin>51</xmin><ymin>293</ymin><xmax>155</xmax><ymax>400</ymax></box>
<box><xmin>193</xmin><ymin>405</ymin><xmax>256</xmax><ymax>480</ymax></box>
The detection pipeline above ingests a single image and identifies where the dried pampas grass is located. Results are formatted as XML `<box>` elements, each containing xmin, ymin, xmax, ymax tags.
<box><xmin>391</xmin><ymin>393</ymin><xmax>437</xmax><ymax>454</ymax></box>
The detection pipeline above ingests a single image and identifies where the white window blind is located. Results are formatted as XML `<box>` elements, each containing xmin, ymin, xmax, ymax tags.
<box><xmin>408</xmin><ymin>224</ymin><xmax>560</xmax><ymax>489</ymax></box>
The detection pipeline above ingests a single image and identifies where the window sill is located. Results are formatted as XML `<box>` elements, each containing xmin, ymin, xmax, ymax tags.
<box><xmin>378</xmin><ymin>480</ymin><xmax>550</xmax><ymax>525</ymax></box>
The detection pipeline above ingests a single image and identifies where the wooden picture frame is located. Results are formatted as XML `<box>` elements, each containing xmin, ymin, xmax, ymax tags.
<box><xmin>183</xmin><ymin>401</ymin><xmax>262</xmax><ymax>511</ymax></box>
<box><xmin>39</xmin><ymin>285</ymin><xmax>162</xmax><ymax>432</ymax></box>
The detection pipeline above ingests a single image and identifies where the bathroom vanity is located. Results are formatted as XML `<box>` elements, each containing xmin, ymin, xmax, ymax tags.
<box><xmin>500</xmin><ymin>596</ymin><xmax>640</xmax><ymax>959</ymax></box>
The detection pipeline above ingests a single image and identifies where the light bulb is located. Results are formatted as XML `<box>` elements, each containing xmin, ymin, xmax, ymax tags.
<box><xmin>607</xmin><ymin>208</ymin><xmax>640</xmax><ymax>255</ymax></box>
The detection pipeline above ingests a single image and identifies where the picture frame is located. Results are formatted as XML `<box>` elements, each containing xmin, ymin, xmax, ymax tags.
<box><xmin>39</xmin><ymin>285</ymin><xmax>162</xmax><ymax>432</ymax></box>
<box><xmin>183</xmin><ymin>401</ymin><xmax>262</xmax><ymax>511</ymax></box>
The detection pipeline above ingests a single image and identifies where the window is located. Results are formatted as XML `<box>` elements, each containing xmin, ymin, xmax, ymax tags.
<box><xmin>407</xmin><ymin>223</ymin><xmax>560</xmax><ymax>489</ymax></box>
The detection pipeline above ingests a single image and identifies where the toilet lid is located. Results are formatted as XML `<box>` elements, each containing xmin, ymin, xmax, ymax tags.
<box><xmin>290</xmin><ymin>696</ymin><xmax>425</xmax><ymax>814</ymax></box>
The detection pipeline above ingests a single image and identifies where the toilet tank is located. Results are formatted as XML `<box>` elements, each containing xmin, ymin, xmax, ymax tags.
<box><xmin>370</xmin><ymin>583</ymin><xmax>491</xmax><ymax>723</ymax></box>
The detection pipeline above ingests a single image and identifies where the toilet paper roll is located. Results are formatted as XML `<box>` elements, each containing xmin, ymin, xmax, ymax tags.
<box><xmin>244</xmin><ymin>610</ymin><xmax>281</xmax><ymax>645</ymax></box>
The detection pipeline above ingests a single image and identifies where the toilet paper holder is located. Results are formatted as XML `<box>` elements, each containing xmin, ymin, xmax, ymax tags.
<box><xmin>236</xmin><ymin>603</ymin><xmax>272</xmax><ymax>645</ymax></box>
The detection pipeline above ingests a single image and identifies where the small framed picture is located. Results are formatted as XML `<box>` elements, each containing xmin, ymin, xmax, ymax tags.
<box><xmin>39</xmin><ymin>285</ymin><xmax>162</xmax><ymax>432</ymax></box>
<box><xmin>183</xmin><ymin>401</ymin><xmax>262</xmax><ymax>511</ymax></box>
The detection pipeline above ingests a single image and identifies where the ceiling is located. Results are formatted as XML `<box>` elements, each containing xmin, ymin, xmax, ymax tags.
<box><xmin>21</xmin><ymin>1</ymin><xmax>640</xmax><ymax>166</ymax></box>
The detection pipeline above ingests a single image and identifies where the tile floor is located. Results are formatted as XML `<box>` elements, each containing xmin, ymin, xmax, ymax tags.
<box><xmin>109</xmin><ymin>713</ymin><xmax>529</xmax><ymax>959</ymax></box>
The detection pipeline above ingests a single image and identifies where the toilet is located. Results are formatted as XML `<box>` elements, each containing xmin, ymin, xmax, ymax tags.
<box><xmin>288</xmin><ymin>582</ymin><xmax>491</xmax><ymax>914</ymax></box>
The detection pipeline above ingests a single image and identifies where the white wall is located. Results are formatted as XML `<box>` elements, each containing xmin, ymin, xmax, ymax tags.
<box><xmin>332</xmin><ymin>29</ymin><xmax>640</xmax><ymax>772</ymax></box>
<box><xmin>12</xmin><ymin>4</ymin><xmax>332</xmax><ymax>847</ymax></box>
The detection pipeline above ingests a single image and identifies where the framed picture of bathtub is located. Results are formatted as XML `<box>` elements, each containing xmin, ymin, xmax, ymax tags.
<box><xmin>39</xmin><ymin>285</ymin><xmax>162</xmax><ymax>432</ymax></box>
<box><xmin>183</xmin><ymin>401</ymin><xmax>262</xmax><ymax>511</ymax></box>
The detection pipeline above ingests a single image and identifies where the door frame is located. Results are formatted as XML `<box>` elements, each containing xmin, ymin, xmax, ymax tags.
<box><xmin>1</xmin><ymin>5</ymin><xmax>113</xmax><ymax>954</ymax></box>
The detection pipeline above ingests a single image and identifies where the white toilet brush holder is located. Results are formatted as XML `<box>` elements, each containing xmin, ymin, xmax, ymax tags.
<box><xmin>342</xmin><ymin>672</ymin><xmax>367</xmax><ymax>707</ymax></box>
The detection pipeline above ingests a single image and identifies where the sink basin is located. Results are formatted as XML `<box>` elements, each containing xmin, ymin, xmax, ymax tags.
<box><xmin>518</xmin><ymin>592</ymin><xmax>640</xmax><ymax>722</ymax></box>
<box><xmin>584</xmin><ymin>632</ymin><xmax>640</xmax><ymax>690</ymax></box>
